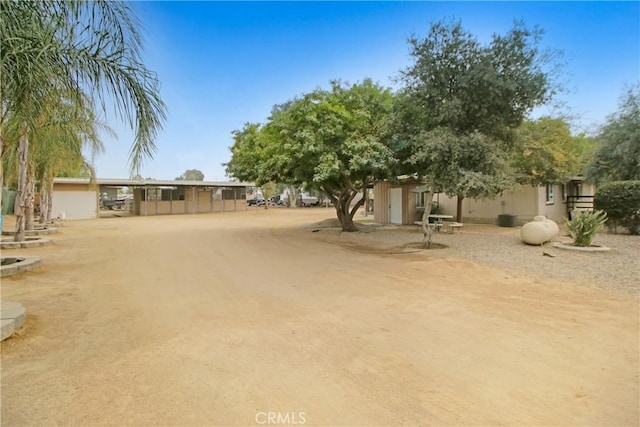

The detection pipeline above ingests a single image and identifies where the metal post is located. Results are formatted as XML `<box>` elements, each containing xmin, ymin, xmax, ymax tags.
<box><xmin>95</xmin><ymin>185</ymin><xmax>100</xmax><ymax>218</ymax></box>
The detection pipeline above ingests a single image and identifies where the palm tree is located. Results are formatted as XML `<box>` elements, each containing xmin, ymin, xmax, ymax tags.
<box><xmin>1</xmin><ymin>1</ymin><xmax>166</xmax><ymax>238</ymax></box>
<box><xmin>31</xmin><ymin>90</ymin><xmax>108</xmax><ymax>225</ymax></box>
<box><xmin>3</xmin><ymin>87</ymin><xmax>106</xmax><ymax>239</ymax></box>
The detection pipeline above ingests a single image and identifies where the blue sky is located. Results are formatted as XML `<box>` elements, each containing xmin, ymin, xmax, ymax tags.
<box><xmin>93</xmin><ymin>1</ymin><xmax>639</xmax><ymax>181</ymax></box>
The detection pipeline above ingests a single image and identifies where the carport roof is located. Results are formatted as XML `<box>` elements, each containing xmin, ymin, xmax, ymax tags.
<box><xmin>53</xmin><ymin>177</ymin><xmax>253</xmax><ymax>187</ymax></box>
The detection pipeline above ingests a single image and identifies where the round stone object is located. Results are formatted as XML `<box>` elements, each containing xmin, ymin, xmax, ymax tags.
<box><xmin>521</xmin><ymin>216</ymin><xmax>559</xmax><ymax>245</ymax></box>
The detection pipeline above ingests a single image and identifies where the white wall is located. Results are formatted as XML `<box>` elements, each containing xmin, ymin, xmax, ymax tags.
<box><xmin>52</xmin><ymin>191</ymin><xmax>97</xmax><ymax>219</ymax></box>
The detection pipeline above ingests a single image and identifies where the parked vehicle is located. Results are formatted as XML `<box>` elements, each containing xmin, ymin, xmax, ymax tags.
<box><xmin>101</xmin><ymin>198</ymin><xmax>126</xmax><ymax>210</ymax></box>
<box><xmin>247</xmin><ymin>197</ymin><xmax>264</xmax><ymax>206</ymax></box>
<box><xmin>300</xmin><ymin>194</ymin><xmax>319</xmax><ymax>207</ymax></box>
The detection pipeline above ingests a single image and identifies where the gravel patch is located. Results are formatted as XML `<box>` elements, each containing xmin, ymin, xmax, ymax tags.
<box><xmin>328</xmin><ymin>222</ymin><xmax>640</xmax><ymax>296</ymax></box>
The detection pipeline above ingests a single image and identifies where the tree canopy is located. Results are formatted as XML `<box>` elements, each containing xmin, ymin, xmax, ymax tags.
<box><xmin>225</xmin><ymin>123</ymin><xmax>266</xmax><ymax>183</ymax></box>
<box><xmin>513</xmin><ymin>117</ymin><xmax>595</xmax><ymax>186</ymax></box>
<box><xmin>587</xmin><ymin>85</ymin><xmax>640</xmax><ymax>183</ymax></box>
<box><xmin>0</xmin><ymin>1</ymin><xmax>166</xmax><ymax>173</ymax></box>
<box><xmin>226</xmin><ymin>79</ymin><xmax>395</xmax><ymax>231</ymax></box>
<box><xmin>395</xmin><ymin>19</ymin><xmax>559</xmax><ymax>222</ymax></box>
<box><xmin>175</xmin><ymin>169</ymin><xmax>205</xmax><ymax>181</ymax></box>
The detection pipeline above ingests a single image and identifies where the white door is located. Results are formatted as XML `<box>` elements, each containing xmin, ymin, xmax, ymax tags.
<box><xmin>389</xmin><ymin>188</ymin><xmax>402</xmax><ymax>224</ymax></box>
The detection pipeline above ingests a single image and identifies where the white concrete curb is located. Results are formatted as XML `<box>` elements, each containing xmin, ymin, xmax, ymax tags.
<box><xmin>0</xmin><ymin>301</ymin><xmax>26</xmax><ymax>341</ymax></box>
<box><xmin>1</xmin><ymin>238</ymin><xmax>51</xmax><ymax>249</ymax></box>
<box><xmin>0</xmin><ymin>256</ymin><xmax>42</xmax><ymax>277</ymax></box>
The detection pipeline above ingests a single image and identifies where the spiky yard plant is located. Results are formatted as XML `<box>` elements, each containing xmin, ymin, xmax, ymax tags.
<box><xmin>564</xmin><ymin>210</ymin><xmax>608</xmax><ymax>247</ymax></box>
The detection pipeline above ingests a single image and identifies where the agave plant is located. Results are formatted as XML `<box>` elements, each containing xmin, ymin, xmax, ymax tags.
<box><xmin>564</xmin><ymin>210</ymin><xmax>608</xmax><ymax>247</ymax></box>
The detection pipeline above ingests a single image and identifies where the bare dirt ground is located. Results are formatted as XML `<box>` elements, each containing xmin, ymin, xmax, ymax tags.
<box><xmin>1</xmin><ymin>209</ymin><xmax>638</xmax><ymax>426</ymax></box>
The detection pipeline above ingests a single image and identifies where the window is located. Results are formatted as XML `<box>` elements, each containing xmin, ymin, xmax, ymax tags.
<box><xmin>161</xmin><ymin>189</ymin><xmax>174</xmax><ymax>201</ymax></box>
<box><xmin>141</xmin><ymin>188</ymin><xmax>160</xmax><ymax>201</ymax></box>
<box><xmin>546</xmin><ymin>184</ymin><xmax>555</xmax><ymax>204</ymax></box>
<box><xmin>234</xmin><ymin>187</ymin><xmax>246</xmax><ymax>200</ymax></box>
<box><xmin>155</xmin><ymin>187</ymin><xmax>184</xmax><ymax>200</ymax></box>
<box><xmin>416</xmin><ymin>192</ymin><xmax>426</xmax><ymax>208</ymax></box>
<box><xmin>221</xmin><ymin>188</ymin><xmax>235</xmax><ymax>200</ymax></box>
<box><xmin>561</xmin><ymin>184</ymin><xmax>567</xmax><ymax>203</ymax></box>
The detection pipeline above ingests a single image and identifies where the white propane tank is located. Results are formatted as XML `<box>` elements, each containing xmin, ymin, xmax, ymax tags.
<box><xmin>520</xmin><ymin>215</ymin><xmax>559</xmax><ymax>245</ymax></box>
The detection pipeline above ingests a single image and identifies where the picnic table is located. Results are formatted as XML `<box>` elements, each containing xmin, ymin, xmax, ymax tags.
<box><xmin>415</xmin><ymin>215</ymin><xmax>463</xmax><ymax>233</ymax></box>
<box><xmin>429</xmin><ymin>214</ymin><xmax>453</xmax><ymax>230</ymax></box>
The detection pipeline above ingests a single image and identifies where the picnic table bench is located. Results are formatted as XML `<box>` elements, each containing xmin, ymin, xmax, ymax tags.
<box><xmin>414</xmin><ymin>216</ymin><xmax>463</xmax><ymax>233</ymax></box>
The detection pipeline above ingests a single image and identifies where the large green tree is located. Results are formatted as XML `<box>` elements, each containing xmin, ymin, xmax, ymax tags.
<box><xmin>396</xmin><ymin>20</ymin><xmax>558</xmax><ymax>244</ymax></box>
<box><xmin>267</xmin><ymin>79</ymin><xmax>395</xmax><ymax>231</ymax></box>
<box><xmin>587</xmin><ymin>85</ymin><xmax>640</xmax><ymax>183</ymax></box>
<box><xmin>1</xmin><ymin>1</ymin><xmax>166</xmax><ymax>237</ymax></box>
<box><xmin>227</xmin><ymin>79</ymin><xmax>395</xmax><ymax>231</ymax></box>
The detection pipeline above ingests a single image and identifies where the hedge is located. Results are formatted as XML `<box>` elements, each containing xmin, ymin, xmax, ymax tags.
<box><xmin>594</xmin><ymin>181</ymin><xmax>640</xmax><ymax>235</ymax></box>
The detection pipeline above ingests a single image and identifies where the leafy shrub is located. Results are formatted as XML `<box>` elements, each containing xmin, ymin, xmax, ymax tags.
<box><xmin>594</xmin><ymin>181</ymin><xmax>640</xmax><ymax>235</ymax></box>
<box><xmin>564</xmin><ymin>210</ymin><xmax>607</xmax><ymax>247</ymax></box>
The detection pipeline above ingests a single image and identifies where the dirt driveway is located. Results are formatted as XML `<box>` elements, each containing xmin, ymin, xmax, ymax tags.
<box><xmin>1</xmin><ymin>209</ymin><xmax>638</xmax><ymax>426</ymax></box>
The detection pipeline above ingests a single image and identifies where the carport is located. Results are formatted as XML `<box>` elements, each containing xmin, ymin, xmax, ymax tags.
<box><xmin>52</xmin><ymin>178</ymin><xmax>253</xmax><ymax>219</ymax></box>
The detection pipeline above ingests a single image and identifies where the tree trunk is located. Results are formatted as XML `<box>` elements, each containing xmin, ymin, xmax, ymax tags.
<box><xmin>336</xmin><ymin>202</ymin><xmax>357</xmax><ymax>231</ymax></box>
<box><xmin>40</xmin><ymin>172</ymin><xmax>51</xmax><ymax>223</ymax></box>
<box><xmin>287</xmin><ymin>185</ymin><xmax>298</xmax><ymax>208</ymax></box>
<box><xmin>349</xmin><ymin>191</ymin><xmax>366</xmax><ymax>222</ymax></box>
<box><xmin>46</xmin><ymin>177</ymin><xmax>54</xmax><ymax>221</ymax></box>
<box><xmin>421</xmin><ymin>191</ymin><xmax>435</xmax><ymax>249</ymax></box>
<box><xmin>40</xmin><ymin>186</ymin><xmax>48</xmax><ymax>224</ymax></box>
<box><xmin>363</xmin><ymin>179</ymin><xmax>369</xmax><ymax>217</ymax></box>
<box><xmin>0</xmin><ymin>132</ymin><xmax>4</xmax><ymax>220</ymax></box>
<box><xmin>0</xmin><ymin>110</ymin><xmax>4</xmax><ymax>217</ymax></box>
<box><xmin>320</xmin><ymin>186</ymin><xmax>365</xmax><ymax>232</ymax></box>
<box><xmin>14</xmin><ymin>128</ymin><xmax>29</xmax><ymax>242</ymax></box>
<box><xmin>332</xmin><ymin>189</ymin><xmax>366</xmax><ymax>232</ymax></box>
<box><xmin>25</xmin><ymin>166</ymin><xmax>36</xmax><ymax>230</ymax></box>
<box><xmin>335</xmin><ymin>204</ymin><xmax>357</xmax><ymax>231</ymax></box>
<box><xmin>456</xmin><ymin>194</ymin><xmax>464</xmax><ymax>223</ymax></box>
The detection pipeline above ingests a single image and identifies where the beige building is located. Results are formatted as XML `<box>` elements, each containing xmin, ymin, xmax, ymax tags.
<box><xmin>52</xmin><ymin>178</ymin><xmax>252</xmax><ymax>220</ymax></box>
<box><xmin>373</xmin><ymin>178</ymin><xmax>596</xmax><ymax>226</ymax></box>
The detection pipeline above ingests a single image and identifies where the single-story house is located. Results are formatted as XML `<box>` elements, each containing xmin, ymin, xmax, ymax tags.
<box><xmin>51</xmin><ymin>178</ymin><xmax>253</xmax><ymax>220</ymax></box>
<box><xmin>373</xmin><ymin>178</ymin><xmax>595</xmax><ymax>226</ymax></box>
